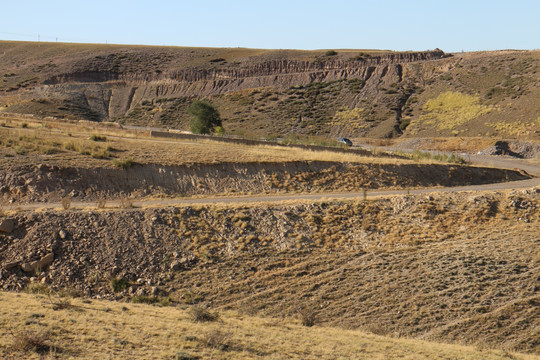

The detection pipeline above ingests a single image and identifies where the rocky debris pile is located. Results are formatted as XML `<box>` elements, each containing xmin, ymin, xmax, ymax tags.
<box><xmin>480</xmin><ymin>140</ymin><xmax>540</xmax><ymax>158</ymax></box>
<box><xmin>0</xmin><ymin>187</ymin><xmax>538</xmax><ymax>299</ymax></box>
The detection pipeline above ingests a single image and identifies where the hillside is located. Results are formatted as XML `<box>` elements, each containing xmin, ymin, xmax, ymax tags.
<box><xmin>1</xmin><ymin>41</ymin><xmax>538</xmax><ymax>139</ymax></box>
<box><xmin>1</xmin><ymin>188</ymin><xmax>539</xmax><ymax>354</ymax></box>
<box><xmin>2</xmin><ymin>292</ymin><xmax>538</xmax><ymax>360</ymax></box>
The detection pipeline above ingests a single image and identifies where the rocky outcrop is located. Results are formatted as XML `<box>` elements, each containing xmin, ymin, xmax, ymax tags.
<box><xmin>26</xmin><ymin>51</ymin><xmax>449</xmax><ymax>119</ymax></box>
<box><xmin>43</xmin><ymin>51</ymin><xmax>448</xmax><ymax>85</ymax></box>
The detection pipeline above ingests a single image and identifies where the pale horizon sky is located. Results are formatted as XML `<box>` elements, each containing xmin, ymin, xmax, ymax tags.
<box><xmin>1</xmin><ymin>0</ymin><xmax>539</xmax><ymax>52</ymax></box>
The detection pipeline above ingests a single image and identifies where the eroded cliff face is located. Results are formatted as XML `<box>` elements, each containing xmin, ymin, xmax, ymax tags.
<box><xmin>1</xmin><ymin>49</ymin><xmax>449</xmax><ymax>137</ymax></box>
<box><xmin>2</xmin><ymin>43</ymin><xmax>539</xmax><ymax>139</ymax></box>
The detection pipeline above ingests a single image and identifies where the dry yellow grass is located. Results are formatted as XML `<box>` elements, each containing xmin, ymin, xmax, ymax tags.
<box><xmin>486</xmin><ymin>117</ymin><xmax>540</xmax><ymax>137</ymax></box>
<box><xmin>0</xmin><ymin>117</ymin><xmax>412</xmax><ymax>168</ymax></box>
<box><xmin>411</xmin><ymin>91</ymin><xmax>495</xmax><ymax>133</ymax></box>
<box><xmin>1</xmin><ymin>291</ymin><xmax>537</xmax><ymax>360</ymax></box>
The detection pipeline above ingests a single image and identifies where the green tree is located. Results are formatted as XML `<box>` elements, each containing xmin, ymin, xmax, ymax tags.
<box><xmin>188</xmin><ymin>100</ymin><xmax>222</xmax><ymax>134</ymax></box>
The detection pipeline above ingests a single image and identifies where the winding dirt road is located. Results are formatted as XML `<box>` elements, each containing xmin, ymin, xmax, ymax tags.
<box><xmin>12</xmin><ymin>153</ymin><xmax>540</xmax><ymax>211</ymax></box>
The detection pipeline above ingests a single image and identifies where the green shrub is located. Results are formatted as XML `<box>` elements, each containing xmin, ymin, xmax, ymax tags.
<box><xmin>110</xmin><ymin>278</ymin><xmax>130</xmax><ymax>292</ymax></box>
<box><xmin>188</xmin><ymin>100</ymin><xmax>222</xmax><ymax>134</ymax></box>
<box><xmin>399</xmin><ymin>119</ymin><xmax>410</xmax><ymax>131</ymax></box>
<box><xmin>214</xmin><ymin>126</ymin><xmax>225</xmax><ymax>136</ymax></box>
<box><xmin>325</xmin><ymin>50</ymin><xmax>337</xmax><ymax>56</ymax></box>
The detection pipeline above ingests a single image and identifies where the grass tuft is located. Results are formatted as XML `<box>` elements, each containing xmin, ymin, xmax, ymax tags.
<box><xmin>112</xmin><ymin>158</ymin><xmax>135</xmax><ymax>169</ymax></box>
<box><xmin>10</xmin><ymin>329</ymin><xmax>54</xmax><ymax>354</ymax></box>
<box><xmin>296</xmin><ymin>306</ymin><xmax>318</xmax><ymax>327</ymax></box>
<box><xmin>189</xmin><ymin>305</ymin><xmax>220</xmax><ymax>322</ymax></box>
<box><xmin>202</xmin><ymin>329</ymin><xmax>232</xmax><ymax>351</ymax></box>
<box><xmin>61</xmin><ymin>197</ymin><xmax>71</xmax><ymax>210</ymax></box>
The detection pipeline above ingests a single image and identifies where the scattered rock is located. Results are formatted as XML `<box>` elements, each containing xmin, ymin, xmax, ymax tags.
<box><xmin>0</xmin><ymin>218</ymin><xmax>16</xmax><ymax>234</ymax></box>
<box><xmin>21</xmin><ymin>253</ymin><xmax>54</xmax><ymax>273</ymax></box>
<box><xmin>135</xmin><ymin>287</ymin><xmax>146</xmax><ymax>296</ymax></box>
<box><xmin>58</xmin><ymin>230</ymin><xmax>67</xmax><ymax>239</ymax></box>
<box><xmin>3</xmin><ymin>261</ymin><xmax>19</xmax><ymax>270</ymax></box>
<box><xmin>21</xmin><ymin>262</ymin><xmax>33</xmax><ymax>273</ymax></box>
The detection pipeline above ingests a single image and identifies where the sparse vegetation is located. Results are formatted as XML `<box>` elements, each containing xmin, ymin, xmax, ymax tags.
<box><xmin>202</xmin><ymin>329</ymin><xmax>232</xmax><ymax>351</ymax></box>
<box><xmin>10</xmin><ymin>329</ymin><xmax>55</xmax><ymax>354</ymax></box>
<box><xmin>190</xmin><ymin>305</ymin><xmax>220</xmax><ymax>322</ymax></box>
<box><xmin>112</xmin><ymin>157</ymin><xmax>134</xmax><ymax>169</ymax></box>
<box><xmin>110</xmin><ymin>277</ymin><xmax>131</xmax><ymax>292</ymax></box>
<box><xmin>89</xmin><ymin>134</ymin><xmax>107</xmax><ymax>142</ymax></box>
<box><xmin>414</xmin><ymin>91</ymin><xmax>495</xmax><ymax>131</ymax></box>
<box><xmin>61</xmin><ymin>197</ymin><xmax>71</xmax><ymax>210</ymax></box>
<box><xmin>1</xmin><ymin>291</ymin><xmax>538</xmax><ymax>359</ymax></box>
<box><xmin>404</xmin><ymin>149</ymin><xmax>468</xmax><ymax>164</ymax></box>
<box><xmin>96</xmin><ymin>198</ymin><xmax>107</xmax><ymax>209</ymax></box>
<box><xmin>0</xmin><ymin>44</ymin><xmax>539</xmax><ymax>360</ymax></box>
<box><xmin>120</xmin><ymin>196</ymin><xmax>134</xmax><ymax>208</ymax></box>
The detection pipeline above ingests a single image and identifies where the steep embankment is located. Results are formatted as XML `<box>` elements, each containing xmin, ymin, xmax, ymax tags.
<box><xmin>0</xmin><ymin>161</ymin><xmax>528</xmax><ymax>203</ymax></box>
<box><xmin>0</xmin><ymin>189</ymin><xmax>538</xmax><ymax>352</ymax></box>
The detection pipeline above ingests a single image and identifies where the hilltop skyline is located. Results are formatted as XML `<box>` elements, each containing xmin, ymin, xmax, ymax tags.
<box><xmin>1</xmin><ymin>0</ymin><xmax>539</xmax><ymax>52</ymax></box>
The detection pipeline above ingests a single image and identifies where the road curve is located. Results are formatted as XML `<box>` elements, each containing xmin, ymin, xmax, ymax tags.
<box><xmin>13</xmin><ymin>173</ymin><xmax>540</xmax><ymax>211</ymax></box>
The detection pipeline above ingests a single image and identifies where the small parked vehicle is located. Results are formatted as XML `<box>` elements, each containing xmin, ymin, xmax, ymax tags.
<box><xmin>338</xmin><ymin>137</ymin><xmax>353</xmax><ymax>146</ymax></box>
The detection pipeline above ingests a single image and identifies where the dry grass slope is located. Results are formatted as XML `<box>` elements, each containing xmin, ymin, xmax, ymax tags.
<box><xmin>0</xmin><ymin>291</ymin><xmax>538</xmax><ymax>360</ymax></box>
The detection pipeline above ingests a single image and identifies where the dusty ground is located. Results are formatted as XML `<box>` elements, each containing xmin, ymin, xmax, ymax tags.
<box><xmin>1</xmin><ymin>188</ymin><xmax>538</xmax><ymax>353</ymax></box>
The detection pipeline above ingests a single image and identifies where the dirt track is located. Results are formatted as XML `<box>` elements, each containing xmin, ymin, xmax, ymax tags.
<box><xmin>10</xmin><ymin>154</ymin><xmax>540</xmax><ymax>211</ymax></box>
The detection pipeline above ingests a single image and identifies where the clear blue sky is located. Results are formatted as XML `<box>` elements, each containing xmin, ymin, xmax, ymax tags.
<box><xmin>1</xmin><ymin>0</ymin><xmax>539</xmax><ymax>52</ymax></box>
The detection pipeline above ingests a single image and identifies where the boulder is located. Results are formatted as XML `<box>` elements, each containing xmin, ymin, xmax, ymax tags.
<box><xmin>0</xmin><ymin>218</ymin><xmax>15</xmax><ymax>234</ymax></box>
<box><xmin>21</xmin><ymin>253</ymin><xmax>54</xmax><ymax>273</ymax></box>
<box><xmin>21</xmin><ymin>262</ymin><xmax>33</xmax><ymax>273</ymax></box>
<box><xmin>3</xmin><ymin>261</ymin><xmax>19</xmax><ymax>270</ymax></box>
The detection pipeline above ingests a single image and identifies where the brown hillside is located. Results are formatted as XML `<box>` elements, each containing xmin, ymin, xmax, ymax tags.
<box><xmin>3</xmin><ymin>41</ymin><xmax>537</xmax><ymax>139</ymax></box>
<box><xmin>1</xmin><ymin>189</ymin><xmax>538</xmax><ymax>353</ymax></box>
